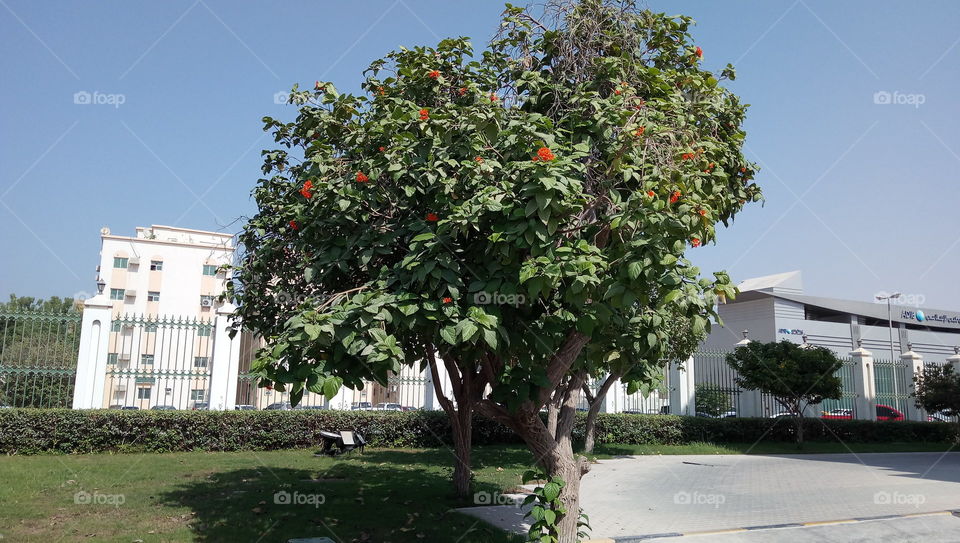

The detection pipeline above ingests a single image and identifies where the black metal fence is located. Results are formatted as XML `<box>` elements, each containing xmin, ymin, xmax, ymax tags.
<box><xmin>0</xmin><ymin>310</ymin><xmax>81</xmax><ymax>408</ymax></box>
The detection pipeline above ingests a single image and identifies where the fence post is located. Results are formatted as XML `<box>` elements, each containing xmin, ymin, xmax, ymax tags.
<box><xmin>901</xmin><ymin>347</ymin><xmax>925</xmax><ymax>421</ymax></box>
<box><xmin>948</xmin><ymin>347</ymin><xmax>960</xmax><ymax>374</ymax></box>
<box><xmin>850</xmin><ymin>343</ymin><xmax>877</xmax><ymax>421</ymax></box>
<box><xmin>208</xmin><ymin>303</ymin><xmax>240</xmax><ymax>411</ymax></box>
<box><xmin>72</xmin><ymin>295</ymin><xmax>113</xmax><ymax>409</ymax></box>
<box><xmin>669</xmin><ymin>357</ymin><xmax>696</xmax><ymax>416</ymax></box>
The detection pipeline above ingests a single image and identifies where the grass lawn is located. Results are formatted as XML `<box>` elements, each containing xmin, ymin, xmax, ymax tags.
<box><xmin>1</xmin><ymin>440</ymin><xmax>955</xmax><ymax>542</ymax></box>
<box><xmin>0</xmin><ymin>446</ymin><xmax>532</xmax><ymax>543</ymax></box>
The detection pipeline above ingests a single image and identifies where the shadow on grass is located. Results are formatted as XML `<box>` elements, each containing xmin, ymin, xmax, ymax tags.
<box><xmin>158</xmin><ymin>449</ymin><xmax>529</xmax><ymax>543</ymax></box>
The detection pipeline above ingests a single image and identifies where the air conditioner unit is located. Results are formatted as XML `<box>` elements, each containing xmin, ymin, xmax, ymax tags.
<box><xmin>128</xmin><ymin>257</ymin><xmax>140</xmax><ymax>266</ymax></box>
<box><xmin>124</xmin><ymin>289</ymin><xmax>137</xmax><ymax>297</ymax></box>
<box><xmin>200</xmin><ymin>298</ymin><xmax>214</xmax><ymax>307</ymax></box>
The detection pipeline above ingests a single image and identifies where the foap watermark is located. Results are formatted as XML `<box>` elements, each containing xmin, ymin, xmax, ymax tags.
<box><xmin>673</xmin><ymin>490</ymin><xmax>725</xmax><ymax>509</ymax></box>
<box><xmin>274</xmin><ymin>91</ymin><xmax>291</xmax><ymax>104</ymax></box>
<box><xmin>473</xmin><ymin>291</ymin><xmax>526</xmax><ymax>307</ymax></box>
<box><xmin>74</xmin><ymin>490</ymin><xmax>125</xmax><ymax>506</ymax></box>
<box><xmin>473</xmin><ymin>491</ymin><xmax>521</xmax><ymax>506</ymax></box>
<box><xmin>874</xmin><ymin>490</ymin><xmax>926</xmax><ymax>508</ymax></box>
<box><xmin>73</xmin><ymin>91</ymin><xmax>126</xmax><ymax>108</ymax></box>
<box><xmin>873</xmin><ymin>91</ymin><xmax>925</xmax><ymax>108</ymax></box>
<box><xmin>274</xmin><ymin>490</ymin><xmax>325</xmax><ymax>508</ymax></box>
<box><xmin>874</xmin><ymin>291</ymin><xmax>926</xmax><ymax>308</ymax></box>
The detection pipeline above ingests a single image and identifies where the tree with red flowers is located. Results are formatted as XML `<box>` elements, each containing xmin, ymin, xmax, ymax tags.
<box><xmin>230</xmin><ymin>1</ymin><xmax>760</xmax><ymax>540</ymax></box>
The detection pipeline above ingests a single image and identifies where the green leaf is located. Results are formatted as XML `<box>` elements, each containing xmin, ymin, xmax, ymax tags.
<box><xmin>411</xmin><ymin>232</ymin><xmax>435</xmax><ymax>242</ymax></box>
<box><xmin>322</xmin><ymin>376</ymin><xmax>342</xmax><ymax>400</ymax></box>
<box><xmin>440</xmin><ymin>326</ymin><xmax>457</xmax><ymax>345</ymax></box>
<box><xmin>627</xmin><ymin>261</ymin><xmax>642</xmax><ymax>280</ymax></box>
<box><xmin>542</xmin><ymin>481</ymin><xmax>561</xmax><ymax>502</ymax></box>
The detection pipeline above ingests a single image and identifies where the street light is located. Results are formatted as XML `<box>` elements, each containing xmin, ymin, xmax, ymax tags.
<box><xmin>875</xmin><ymin>292</ymin><xmax>902</xmax><ymax>408</ymax></box>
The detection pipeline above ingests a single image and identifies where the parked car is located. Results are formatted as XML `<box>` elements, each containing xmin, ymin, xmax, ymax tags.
<box><xmin>120</xmin><ymin>406</ymin><xmax>140</xmax><ymax>411</ymax></box>
<box><xmin>0</xmin><ymin>404</ymin><xmax>12</xmax><ymax>409</ymax></box>
<box><xmin>927</xmin><ymin>411</ymin><xmax>954</xmax><ymax>422</ymax></box>
<box><xmin>264</xmin><ymin>402</ymin><xmax>293</xmax><ymax>410</ymax></box>
<box><xmin>769</xmin><ymin>411</ymin><xmax>800</xmax><ymax>419</ymax></box>
<box><xmin>821</xmin><ymin>404</ymin><xmax>904</xmax><ymax>421</ymax></box>
<box><xmin>399</xmin><ymin>406</ymin><xmax>418</xmax><ymax>412</ymax></box>
<box><xmin>296</xmin><ymin>405</ymin><xmax>326</xmax><ymax>410</ymax></box>
<box><xmin>350</xmin><ymin>402</ymin><xmax>373</xmax><ymax>411</ymax></box>
<box><xmin>150</xmin><ymin>405</ymin><xmax>177</xmax><ymax>411</ymax></box>
<box><xmin>192</xmin><ymin>402</ymin><xmax>210</xmax><ymax>411</ymax></box>
<box><xmin>234</xmin><ymin>404</ymin><xmax>256</xmax><ymax>411</ymax></box>
<box><xmin>375</xmin><ymin>403</ymin><xmax>402</xmax><ymax>411</ymax></box>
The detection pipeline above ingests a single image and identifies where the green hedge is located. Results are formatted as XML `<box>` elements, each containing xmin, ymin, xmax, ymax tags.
<box><xmin>0</xmin><ymin>409</ymin><xmax>955</xmax><ymax>455</ymax></box>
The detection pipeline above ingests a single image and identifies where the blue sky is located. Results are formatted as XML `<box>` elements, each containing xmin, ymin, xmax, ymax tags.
<box><xmin>1</xmin><ymin>0</ymin><xmax>958</xmax><ymax>309</ymax></box>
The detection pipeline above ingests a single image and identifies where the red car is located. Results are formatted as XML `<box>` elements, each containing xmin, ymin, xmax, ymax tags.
<box><xmin>821</xmin><ymin>404</ymin><xmax>904</xmax><ymax>421</ymax></box>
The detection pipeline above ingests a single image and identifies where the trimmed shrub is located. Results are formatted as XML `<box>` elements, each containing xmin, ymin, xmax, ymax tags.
<box><xmin>0</xmin><ymin>409</ymin><xmax>954</xmax><ymax>455</ymax></box>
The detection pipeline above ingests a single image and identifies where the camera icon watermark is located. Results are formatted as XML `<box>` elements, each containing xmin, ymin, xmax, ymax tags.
<box><xmin>473</xmin><ymin>491</ymin><xmax>520</xmax><ymax>506</ymax></box>
<box><xmin>873</xmin><ymin>90</ymin><xmax>925</xmax><ymax>108</ymax></box>
<box><xmin>74</xmin><ymin>490</ymin><xmax>125</xmax><ymax>506</ymax></box>
<box><xmin>73</xmin><ymin>91</ymin><xmax>126</xmax><ymax>108</ymax></box>
<box><xmin>473</xmin><ymin>291</ymin><xmax>526</xmax><ymax>307</ymax></box>
<box><xmin>874</xmin><ymin>291</ymin><xmax>925</xmax><ymax>308</ymax></box>
<box><xmin>673</xmin><ymin>490</ymin><xmax>725</xmax><ymax>509</ymax></box>
<box><xmin>274</xmin><ymin>91</ymin><xmax>291</xmax><ymax>104</ymax></box>
<box><xmin>873</xmin><ymin>490</ymin><xmax>926</xmax><ymax>508</ymax></box>
<box><xmin>273</xmin><ymin>490</ymin><xmax>325</xmax><ymax>508</ymax></box>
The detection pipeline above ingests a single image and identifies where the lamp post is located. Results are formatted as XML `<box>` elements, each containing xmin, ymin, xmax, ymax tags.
<box><xmin>875</xmin><ymin>292</ymin><xmax>902</xmax><ymax>408</ymax></box>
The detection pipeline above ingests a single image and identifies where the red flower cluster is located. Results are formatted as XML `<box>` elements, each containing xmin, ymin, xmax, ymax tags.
<box><xmin>695</xmin><ymin>46</ymin><xmax>703</xmax><ymax>58</ymax></box>
<box><xmin>635</xmin><ymin>127</ymin><xmax>645</xmax><ymax>137</ymax></box>
<box><xmin>475</xmin><ymin>156</ymin><xmax>483</xmax><ymax>163</ymax></box>
<box><xmin>378</xmin><ymin>146</ymin><xmax>386</xmax><ymax>152</ymax></box>
<box><xmin>377</xmin><ymin>86</ymin><xmax>386</xmax><ymax>96</ymax></box>
<box><xmin>647</xmin><ymin>190</ymin><xmax>655</xmax><ymax>197</ymax></box>
<box><xmin>740</xmin><ymin>167</ymin><xmax>747</xmax><ymax>173</ymax></box>
<box><xmin>458</xmin><ymin>87</ymin><xmax>468</xmax><ymax>96</ymax></box>
<box><xmin>614</xmin><ymin>89</ymin><xmax>622</xmax><ymax>95</ymax></box>
<box><xmin>691</xmin><ymin>237</ymin><xmax>701</xmax><ymax>247</ymax></box>
<box><xmin>442</xmin><ymin>297</ymin><xmax>452</xmax><ymax>304</ymax></box>
<box><xmin>535</xmin><ymin>147</ymin><xmax>555</xmax><ymax>162</ymax></box>
<box><xmin>314</xmin><ymin>81</ymin><xmax>323</xmax><ymax>91</ymax></box>
<box><xmin>289</xmin><ymin>220</ymin><xmax>299</xmax><ymax>230</ymax></box>
<box><xmin>490</xmin><ymin>93</ymin><xmax>499</xmax><ymax>102</ymax></box>
<box><xmin>698</xmin><ymin>209</ymin><xmax>707</xmax><ymax>216</ymax></box>
<box><xmin>670</xmin><ymin>190</ymin><xmax>681</xmax><ymax>203</ymax></box>
<box><xmin>681</xmin><ymin>153</ymin><xmax>695</xmax><ymax>160</ymax></box>
<box><xmin>704</xmin><ymin>162</ymin><xmax>715</xmax><ymax>173</ymax></box>
<box><xmin>300</xmin><ymin>180</ymin><xmax>314</xmax><ymax>199</ymax></box>
<box><xmin>426</xmin><ymin>213</ymin><xmax>439</xmax><ymax>222</ymax></box>
<box><xmin>356</xmin><ymin>172</ymin><xmax>369</xmax><ymax>183</ymax></box>
<box><xmin>419</xmin><ymin>108</ymin><xmax>429</xmax><ymax>120</ymax></box>
<box><xmin>428</xmin><ymin>70</ymin><xmax>440</xmax><ymax>79</ymax></box>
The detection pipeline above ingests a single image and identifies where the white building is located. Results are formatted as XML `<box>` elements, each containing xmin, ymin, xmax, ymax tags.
<box><xmin>74</xmin><ymin>225</ymin><xmax>239</xmax><ymax>410</ymax></box>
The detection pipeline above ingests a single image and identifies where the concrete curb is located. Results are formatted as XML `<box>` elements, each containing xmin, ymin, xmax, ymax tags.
<box><xmin>582</xmin><ymin>509</ymin><xmax>960</xmax><ymax>542</ymax></box>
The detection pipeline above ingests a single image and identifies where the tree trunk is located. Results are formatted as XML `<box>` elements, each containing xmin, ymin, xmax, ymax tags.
<box><xmin>795</xmin><ymin>414</ymin><xmax>804</xmax><ymax>448</ymax></box>
<box><xmin>583</xmin><ymin>373</ymin><xmax>620</xmax><ymax>454</ymax></box>
<box><xmin>427</xmin><ymin>350</ymin><xmax>477</xmax><ymax>498</ymax></box>
<box><xmin>450</xmin><ymin>405</ymin><xmax>473</xmax><ymax>498</ymax></box>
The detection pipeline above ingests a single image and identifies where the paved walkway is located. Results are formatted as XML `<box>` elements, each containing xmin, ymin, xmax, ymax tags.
<box><xmin>459</xmin><ymin>452</ymin><xmax>960</xmax><ymax>541</ymax></box>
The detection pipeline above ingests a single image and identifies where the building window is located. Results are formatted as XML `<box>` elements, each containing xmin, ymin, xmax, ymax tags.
<box><xmin>107</xmin><ymin>353</ymin><xmax>118</xmax><ymax>364</ymax></box>
<box><xmin>193</xmin><ymin>356</ymin><xmax>209</xmax><ymax>368</ymax></box>
<box><xmin>145</xmin><ymin>323</ymin><xmax>157</xmax><ymax>333</ymax></box>
<box><xmin>147</xmin><ymin>291</ymin><xmax>160</xmax><ymax>302</ymax></box>
<box><xmin>111</xmin><ymin>322</ymin><xmax>122</xmax><ymax>332</ymax></box>
<box><xmin>137</xmin><ymin>387</ymin><xmax>152</xmax><ymax>400</ymax></box>
<box><xmin>150</xmin><ymin>260</ymin><xmax>163</xmax><ymax>271</ymax></box>
<box><xmin>202</xmin><ymin>264</ymin><xmax>219</xmax><ymax>276</ymax></box>
<box><xmin>200</xmin><ymin>295</ymin><xmax>215</xmax><ymax>307</ymax></box>
<box><xmin>110</xmin><ymin>288</ymin><xmax>125</xmax><ymax>301</ymax></box>
<box><xmin>198</xmin><ymin>326</ymin><xmax>212</xmax><ymax>337</ymax></box>
<box><xmin>140</xmin><ymin>354</ymin><xmax>154</xmax><ymax>365</ymax></box>
<box><xmin>190</xmin><ymin>389</ymin><xmax>206</xmax><ymax>401</ymax></box>
<box><xmin>113</xmin><ymin>257</ymin><xmax>129</xmax><ymax>269</ymax></box>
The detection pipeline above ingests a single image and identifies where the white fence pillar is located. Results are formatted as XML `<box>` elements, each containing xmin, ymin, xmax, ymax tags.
<box><xmin>850</xmin><ymin>345</ymin><xmax>877</xmax><ymax>421</ymax></box>
<box><xmin>669</xmin><ymin>357</ymin><xmax>696</xmax><ymax>416</ymax></box>
<box><xmin>947</xmin><ymin>348</ymin><xmax>960</xmax><ymax>374</ymax></box>
<box><xmin>902</xmin><ymin>348</ymin><xmax>925</xmax><ymax>421</ymax></box>
<box><xmin>72</xmin><ymin>294</ymin><xmax>113</xmax><ymax>409</ymax></box>
<box><xmin>207</xmin><ymin>303</ymin><xmax>240</xmax><ymax>411</ymax></box>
